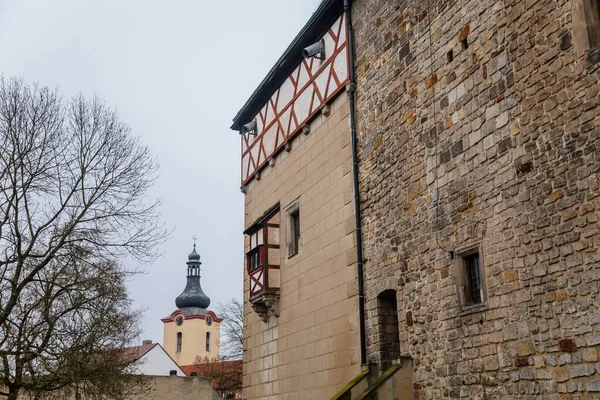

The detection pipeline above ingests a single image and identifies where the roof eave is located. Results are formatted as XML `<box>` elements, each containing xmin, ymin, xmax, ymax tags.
<box><xmin>230</xmin><ymin>0</ymin><xmax>344</xmax><ymax>131</ymax></box>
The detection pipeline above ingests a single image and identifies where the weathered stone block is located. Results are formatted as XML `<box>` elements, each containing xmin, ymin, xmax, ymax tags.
<box><xmin>583</xmin><ymin>348</ymin><xmax>599</xmax><ymax>362</ymax></box>
<box><xmin>587</xmin><ymin>380</ymin><xmax>600</xmax><ymax>392</ymax></box>
<box><xmin>558</xmin><ymin>339</ymin><xmax>577</xmax><ymax>352</ymax></box>
<box><xmin>553</xmin><ymin>368</ymin><xmax>570</xmax><ymax>382</ymax></box>
<box><xmin>569</xmin><ymin>364</ymin><xmax>592</xmax><ymax>378</ymax></box>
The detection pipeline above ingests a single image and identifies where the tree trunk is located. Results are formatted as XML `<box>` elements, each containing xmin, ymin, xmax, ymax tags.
<box><xmin>7</xmin><ymin>386</ymin><xmax>19</xmax><ymax>400</ymax></box>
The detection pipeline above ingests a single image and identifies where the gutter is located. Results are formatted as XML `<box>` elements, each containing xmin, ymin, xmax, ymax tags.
<box><xmin>344</xmin><ymin>0</ymin><xmax>367</xmax><ymax>365</ymax></box>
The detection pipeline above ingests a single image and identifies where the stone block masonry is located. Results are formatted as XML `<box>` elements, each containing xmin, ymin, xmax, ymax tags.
<box><xmin>352</xmin><ymin>0</ymin><xmax>600</xmax><ymax>398</ymax></box>
<box><xmin>242</xmin><ymin>94</ymin><xmax>361</xmax><ymax>400</ymax></box>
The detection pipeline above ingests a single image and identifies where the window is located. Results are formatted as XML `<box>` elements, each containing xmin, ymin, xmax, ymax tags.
<box><xmin>176</xmin><ymin>332</ymin><xmax>182</xmax><ymax>353</ymax></box>
<box><xmin>247</xmin><ymin>247</ymin><xmax>262</xmax><ymax>272</ymax></box>
<box><xmin>376</xmin><ymin>290</ymin><xmax>400</xmax><ymax>372</ymax></box>
<box><xmin>456</xmin><ymin>246</ymin><xmax>486</xmax><ymax>310</ymax></box>
<box><xmin>206</xmin><ymin>332</ymin><xmax>211</xmax><ymax>352</ymax></box>
<box><xmin>573</xmin><ymin>0</ymin><xmax>600</xmax><ymax>63</ymax></box>
<box><xmin>586</xmin><ymin>0</ymin><xmax>600</xmax><ymax>50</ymax></box>
<box><xmin>464</xmin><ymin>254</ymin><xmax>482</xmax><ymax>304</ymax></box>
<box><xmin>244</xmin><ymin>203</ymin><xmax>281</xmax><ymax>316</ymax></box>
<box><xmin>285</xmin><ymin>200</ymin><xmax>301</xmax><ymax>258</ymax></box>
<box><xmin>290</xmin><ymin>210</ymin><xmax>300</xmax><ymax>256</ymax></box>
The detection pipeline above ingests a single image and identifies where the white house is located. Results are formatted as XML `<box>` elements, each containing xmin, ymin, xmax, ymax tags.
<box><xmin>125</xmin><ymin>340</ymin><xmax>185</xmax><ymax>377</ymax></box>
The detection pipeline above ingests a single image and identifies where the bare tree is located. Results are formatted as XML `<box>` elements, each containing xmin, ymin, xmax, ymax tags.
<box><xmin>192</xmin><ymin>357</ymin><xmax>242</xmax><ymax>399</ymax></box>
<box><xmin>191</xmin><ymin>299</ymin><xmax>243</xmax><ymax>398</ymax></box>
<box><xmin>217</xmin><ymin>298</ymin><xmax>243</xmax><ymax>361</ymax></box>
<box><xmin>0</xmin><ymin>77</ymin><xmax>166</xmax><ymax>400</ymax></box>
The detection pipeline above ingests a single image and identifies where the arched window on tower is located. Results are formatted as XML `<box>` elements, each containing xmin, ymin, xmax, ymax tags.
<box><xmin>176</xmin><ymin>332</ymin><xmax>182</xmax><ymax>353</ymax></box>
<box><xmin>206</xmin><ymin>332</ymin><xmax>211</xmax><ymax>352</ymax></box>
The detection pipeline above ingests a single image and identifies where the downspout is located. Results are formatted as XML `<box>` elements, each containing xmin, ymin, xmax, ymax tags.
<box><xmin>344</xmin><ymin>0</ymin><xmax>367</xmax><ymax>365</ymax></box>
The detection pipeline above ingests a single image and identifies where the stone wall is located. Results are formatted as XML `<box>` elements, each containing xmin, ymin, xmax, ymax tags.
<box><xmin>352</xmin><ymin>0</ymin><xmax>600</xmax><ymax>398</ymax></box>
<box><xmin>16</xmin><ymin>376</ymin><xmax>221</xmax><ymax>400</ymax></box>
<box><xmin>242</xmin><ymin>93</ymin><xmax>361</xmax><ymax>399</ymax></box>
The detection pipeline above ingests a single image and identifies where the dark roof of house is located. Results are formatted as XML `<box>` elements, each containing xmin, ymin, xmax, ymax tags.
<box><xmin>243</xmin><ymin>202</ymin><xmax>280</xmax><ymax>235</ymax></box>
<box><xmin>230</xmin><ymin>0</ymin><xmax>344</xmax><ymax>131</ymax></box>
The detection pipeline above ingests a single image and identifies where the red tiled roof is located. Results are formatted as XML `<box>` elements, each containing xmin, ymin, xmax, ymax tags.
<box><xmin>181</xmin><ymin>360</ymin><xmax>242</xmax><ymax>377</ymax></box>
<box><xmin>120</xmin><ymin>343</ymin><xmax>158</xmax><ymax>361</ymax></box>
<box><xmin>181</xmin><ymin>360</ymin><xmax>242</xmax><ymax>397</ymax></box>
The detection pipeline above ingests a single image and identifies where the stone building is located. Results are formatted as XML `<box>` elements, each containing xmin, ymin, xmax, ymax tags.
<box><xmin>354</xmin><ymin>0</ymin><xmax>600</xmax><ymax>398</ymax></box>
<box><xmin>231</xmin><ymin>7</ymin><xmax>363</xmax><ymax>399</ymax></box>
<box><xmin>231</xmin><ymin>0</ymin><xmax>600</xmax><ymax>398</ymax></box>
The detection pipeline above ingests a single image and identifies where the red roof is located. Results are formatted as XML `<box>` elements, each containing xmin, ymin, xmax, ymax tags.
<box><xmin>121</xmin><ymin>343</ymin><xmax>158</xmax><ymax>361</ymax></box>
<box><xmin>181</xmin><ymin>360</ymin><xmax>242</xmax><ymax>397</ymax></box>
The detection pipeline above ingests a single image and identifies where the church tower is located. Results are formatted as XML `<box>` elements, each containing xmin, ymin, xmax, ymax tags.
<box><xmin>161</xmin><ymin>245</ymin><xmax>221</xmax><ymax>367</ymax></box>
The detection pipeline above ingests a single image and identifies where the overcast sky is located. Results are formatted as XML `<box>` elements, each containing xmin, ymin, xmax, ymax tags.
<box><xmin>0</xmin><ymin>0</ymin><xmax>320</xmax><ymax>344</ymax></box>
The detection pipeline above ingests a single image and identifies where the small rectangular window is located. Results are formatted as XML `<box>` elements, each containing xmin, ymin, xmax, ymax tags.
<box><xmin>206</xmin><ymin>332</ymin><xmax>211</xmax><ymax>352</ymax></box>
<box><xmin>290</xmin><ymin>210</ymin><xmax>300</xmax><ymax>256</ymax></box>
<box><xmin>456</xmin><ymin>246</ymin><xmax>486</xmax><ymax>311</ymax></box>
<box><xmin>285</xmin><ymin>200</ymin><xmax>301</xmax><ymax>258</ymax></box>
<box><xmin>464</xmin><ymin>254</ymin><xmax>482</xmax><ymax>304</ymax></box>
<box><xmin>176</xmin><ymin>332</ymin><xmax>182</xmax><ymax>353</ymax></box>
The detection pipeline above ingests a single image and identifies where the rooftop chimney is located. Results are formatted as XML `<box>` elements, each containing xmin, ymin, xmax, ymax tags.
<box><xmin>169</xmin><ymin>370</ymin><xmax>177</xmax><ymax>376</ymax></box>
<box><xmin>142</xmin><ymin>340</ymin><xmax>152</xmax><ymax>345</ymax></box>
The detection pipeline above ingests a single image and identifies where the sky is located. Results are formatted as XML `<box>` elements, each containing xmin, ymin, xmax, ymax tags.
<box><xmin>0</xmin><ymin>0</ymin><xmax>320</xmax><ymax>344</ymax></box>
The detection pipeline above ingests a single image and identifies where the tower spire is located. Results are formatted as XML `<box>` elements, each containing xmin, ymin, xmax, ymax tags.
<box><xmin>175</xmin><ymin>245</ymin><xmax>210</xmax><ymax>309</ymax></box>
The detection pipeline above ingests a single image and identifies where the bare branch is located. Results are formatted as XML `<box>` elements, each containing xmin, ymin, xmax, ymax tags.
<box><xmin>0</xmin><ymin>77</ymin><xmax>167</xmax><ymax>400</ymax></box>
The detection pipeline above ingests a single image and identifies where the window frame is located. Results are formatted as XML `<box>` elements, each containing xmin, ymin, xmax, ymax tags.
<box><xmin>573</xmin><ymin>0</ymin><xmax>600</xmax><ymax>64</ymax></box>
<box><xmin>206</xmin><ymin>332</ymin><xmax>211</xmax><ymax>352</ymax></box>
<box><xmin>176</xmin><ymin>332</ymin><xmax>182</xmax><ymax>353</ymax></box>
<box><xmin>285</xmin><ymin>199</ymin><xmax>301</xmax><ymax>259</ymax></box>
<box><xmin>455</xmin><ymin>244</ymin><xmax>487</xmax><ymax>314</ymax></box>
<box><xmin>246</xmin><ymin>246</ymin><xmax>263</xmax><ymax>273</ymax></box>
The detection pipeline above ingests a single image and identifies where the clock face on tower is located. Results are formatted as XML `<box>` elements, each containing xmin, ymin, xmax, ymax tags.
<box><xmin>205</xmin><ymin>315</ymin><xmax>213</xmax><ymax>326</ymax></box>
<box><xmin>175</xmin><ymin>315</ymin><xmax>184</xmax><ymax>326</ymax></box>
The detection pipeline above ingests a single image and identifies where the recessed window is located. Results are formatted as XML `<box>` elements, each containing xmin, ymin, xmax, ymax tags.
<box><xmin>464</xmin><ymin>254</ymin><xmax>482</xmax><ymax>304</ymax></box>
<box><xmin>291</xmin><ymin>211</ymin><xmax>300</xmax><ymax>254</ymax></box>
<box><xmin>456</xmin><ymin>246</ymin><xmax>486</xmax><ymax>310</ymax></box>
<box><xmin>573</xmin><ymin>0</ymin><xmax>600</xmax><ymax>61</ymax></box>
<box><xmin>285</xmin><ymin>200</ymin><xmax>301</xmax><ymax>258</ymax></box>
<box><xmin>206</xmin><ymin>332</ymin><xmax>211</xmax><ymax>352</ymax></box>
<box><xmin>176</xmin><ymin>332</ymin><xmax>182</xmax><ymax>353</ymax></box>
<box><xmin>587</xmin><ymin>0</ymin><xmax>600</xmax><ymax>49</ymax></box>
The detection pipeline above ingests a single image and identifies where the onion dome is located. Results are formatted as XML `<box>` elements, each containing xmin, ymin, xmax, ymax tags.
<box><xmin>188</xmin><ymin>247</ymin><xmax>200</xmax><ymax>261</ymax></box>
<box><xmin>175</xmin><ymin>245</ymin><xmax>211</xmax><ymax>310</ymax></box>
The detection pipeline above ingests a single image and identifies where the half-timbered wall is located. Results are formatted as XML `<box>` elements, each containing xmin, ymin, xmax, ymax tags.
<box><xmin>240</xmin><ymin>14</ymin><xmax>350</xmax><ymax>184</ymax></box>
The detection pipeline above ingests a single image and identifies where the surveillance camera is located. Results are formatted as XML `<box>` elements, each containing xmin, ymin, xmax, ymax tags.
<box><xmin>241</xmin><ymin>120</ymin><xmax>257</xmax><ymax>135</ymax></box>
<box><xmin>302</xmin><ymin>40</ymin><xmax>325</xmax><ymax>60</ymax></box>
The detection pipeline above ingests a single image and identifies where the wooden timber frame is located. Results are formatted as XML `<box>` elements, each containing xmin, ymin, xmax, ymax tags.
<box><xmin>244</xmin><ymin>203</ymin><xmax>281</xmax><ymax>322</ymax></box>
